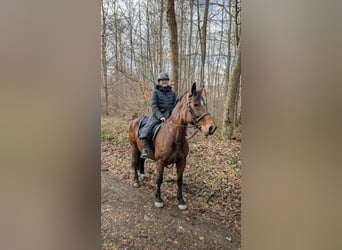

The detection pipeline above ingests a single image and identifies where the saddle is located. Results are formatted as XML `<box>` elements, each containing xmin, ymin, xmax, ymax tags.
<box><xmin>138</xmin><ymin>116</ymin><xmax>161</xmax><ymax>142</ymax></box>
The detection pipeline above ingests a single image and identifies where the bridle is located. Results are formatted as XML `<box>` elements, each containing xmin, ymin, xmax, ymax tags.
<box><xmin>186</xmin><ymin>93</ymin><xmax>210</xmax><ymax>129</ymax></box>
<box><xmin>165</xmin><ymin>92</ymin><xmax>211</xmax><ymax>142</ymax></box>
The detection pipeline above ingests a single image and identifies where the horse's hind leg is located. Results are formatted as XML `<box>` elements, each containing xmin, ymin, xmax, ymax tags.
<box><xmin>131</xmin><ymin>144</ymin><xmax>142</xmax><ymax>188</ymax></box>
<box><xmin>138</xmin><ymin>156</ymin><xmax>145</xmax><ymax>174</ymax></box>
<box><xmin>176</xmin><ymin>160</ymin><xmax>187</xmax><ymax>210</ymax></box>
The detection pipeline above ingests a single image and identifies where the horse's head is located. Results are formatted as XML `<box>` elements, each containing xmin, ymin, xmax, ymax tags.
<box><xmin>186</xmin><ymin>82</ymin><xmax>217</xmax><ymax>135</ymax></box>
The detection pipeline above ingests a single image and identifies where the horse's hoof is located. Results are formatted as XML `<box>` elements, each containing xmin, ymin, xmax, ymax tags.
<box><xmin>140</xmin><ymin>173</ymin><xmax>148</xmax><ymax>180</ymax></box>
<box><xmin>133</xmin><ymin>182</ymin><xmax>140</xmax><ymax>188</ymax></box>
<box><xmin>178</xmin><ymin>204</ymin><xmax>187</xmax><ymax>210</ymax></box>
<box><xmin>154</xmin><ymin>201</ymin><xmax>164</xmax><ymax>208</ymax></box>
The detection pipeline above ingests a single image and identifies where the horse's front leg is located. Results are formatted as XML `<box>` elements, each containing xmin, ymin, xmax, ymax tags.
<box><xmin>176</xmin><ymin>159</ymin><xmax>187</xmax><ymax>210</ymax></box>
<box><xmin>154</xmin><ymin>160</ymin><xmax>165</xmax><ymax>208</ymax></box>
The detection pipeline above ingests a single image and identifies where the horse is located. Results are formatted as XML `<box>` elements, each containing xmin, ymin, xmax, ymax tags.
<box><xmin>128</xmin><ymin>82</ymin><xmax>216</xmax><ymax>209</ymax></box>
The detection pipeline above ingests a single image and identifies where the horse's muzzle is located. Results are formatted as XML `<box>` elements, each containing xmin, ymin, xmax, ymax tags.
<box><xmin>207</xmin><ymin>125</ymin><xmax>216</xmax><ymax>135</ymax></box>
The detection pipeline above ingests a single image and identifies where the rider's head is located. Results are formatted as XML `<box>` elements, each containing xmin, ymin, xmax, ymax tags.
<box><xmin>157</xmin><ymin>73</ymin><xmax>169</xmax><ymax>86</ymax></box>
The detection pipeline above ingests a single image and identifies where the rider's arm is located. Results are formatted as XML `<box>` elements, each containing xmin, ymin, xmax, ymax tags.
<box><xmin>151</xmin><ymin>90</ymin><xmax>163</xmax><ymax>120</ymax></box>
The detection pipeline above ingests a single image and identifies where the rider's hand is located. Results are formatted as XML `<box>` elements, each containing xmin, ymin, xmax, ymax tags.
<box><xmin>160</xmin><ymin>117</ymin><xmax>166</xmax><ymax>122</ymax></box>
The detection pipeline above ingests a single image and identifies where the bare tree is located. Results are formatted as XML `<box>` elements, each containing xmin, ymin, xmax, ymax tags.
<box><xmin>197</xmin><ymin>0</ymin><xmax>209</xmax><ymax>88</ymax></box>
<box><xmin>166</xmin><ymin>0</ymin><xmax>179</xmax><ymax>93</ymax></box>
<box><xmin>158</xmin><ymin>0</ymin><xmax>164</xmax><ymax>72</ymax></box>
<box><xmin>221</xmin><ymin>42</ymin><xmax>241</xmax><ymax>139</ymax></box>
<box><xmin>187</xmin><ymin>0</ymin><xmax>194</xmax><ymax>90</ymax></box>
<box><xmin>234</xmin><ymin>0</ymin><xmax>241</xmax><ymax>46</ymax></box>
<box><xmin>101</xmin><ymin>0</ymin><xmax>109</xmax><ymax>115</ymax></box>
<box><xmin>102</xmin><ymin>0</ymin><xmax>242</xmax><ymax>125</ymax></box>
<box><xmin>178</xmin><ymin>0</ymin><xmax>185</xmax><ymax>92</ymax></box>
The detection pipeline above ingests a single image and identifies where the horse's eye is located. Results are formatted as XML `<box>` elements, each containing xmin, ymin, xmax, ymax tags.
<box><xmin>194</xmin><ymin>103</ymin><xmax>199</xmax><ymax>107</ymax></box>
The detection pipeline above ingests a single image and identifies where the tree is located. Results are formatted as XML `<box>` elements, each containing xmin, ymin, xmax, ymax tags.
<box><xmin>101</xmin><ymin>0</ymin><xmax>109</xmax><ymax>115</ymax></box>
<box><xmin>221</xmin><ymin>42</ymin><xmax>241</xmax><ymax>139</ymax></box>
<box><xmin>187</xmin><ymin>0</ymin><xmax>195</xmax><ymax>91</ymax></box>
<box><xmin>101</xmin><ymin>0</ymin><xmax>242</xmax><ymax>123</ymax></box>
<box><xmin>158</xmin><ymin>0</ymin><xmax>164</xmax><ymax>72</ymax></box>
<box><xmin>197</xmin><ymin>0</ymin><xmax>209</xmax><ymax>88</ymax></box>
<box><xmin>166</xmin><ymin>0</ymin><xmax>179</xmax><ymax>93</ymax></box>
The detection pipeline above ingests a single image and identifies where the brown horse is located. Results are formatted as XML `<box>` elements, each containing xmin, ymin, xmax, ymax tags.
<box><xmin>128</xmin><ymin>82</ymin><xmax>216</xmax><ymax>209</ymax></box>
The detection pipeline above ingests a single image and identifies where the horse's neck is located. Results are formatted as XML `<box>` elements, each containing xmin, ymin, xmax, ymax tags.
<box><xmin>162</xmin><ymin>122</ymin><xmax>187</xmax><ymax>143</ymax></box>
<box><xmin>164</xmin><ymin>101</ymin><xmax>188</xmax><ymax>142</ymax></box>
<box><xmin>168</xmin><ymin>99</ymin><xmax>188</xmax><ymax>126</ymax></box>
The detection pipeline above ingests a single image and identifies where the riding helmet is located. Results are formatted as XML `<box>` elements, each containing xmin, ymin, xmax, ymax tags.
<box><xmin>157</xmin><ymin>72</ymin><xmax>169</xmax><ymax>81</ymax></box>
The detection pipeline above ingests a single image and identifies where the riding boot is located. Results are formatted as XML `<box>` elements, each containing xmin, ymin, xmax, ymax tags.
<box><xmin>140</xmin><ymin>139</ymin><xmax>149</xmax><ymax>159</ymax></box>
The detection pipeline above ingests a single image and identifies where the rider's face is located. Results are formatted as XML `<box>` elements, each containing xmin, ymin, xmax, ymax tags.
<box><xmin>160</xmin><ymin>79</ymin><xmax>169</xmax><ymax>86</ymax></box>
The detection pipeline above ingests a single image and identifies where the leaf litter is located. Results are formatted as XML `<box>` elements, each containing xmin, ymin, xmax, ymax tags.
<box><xmin>101</xmin><ymin>117</ymin><xmax>241</xmax><ymax>248</ymax></box>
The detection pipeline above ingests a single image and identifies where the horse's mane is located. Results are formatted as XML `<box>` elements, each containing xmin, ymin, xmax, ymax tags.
<box><xmin>169</xmin><ymin>87</ymin><xmax>205</xmax><ymax>123</ymax></box>
<box><xmin>169</xmin><ymin>91</ymin><xmax>188</xmax><ymax>122</ymax></box>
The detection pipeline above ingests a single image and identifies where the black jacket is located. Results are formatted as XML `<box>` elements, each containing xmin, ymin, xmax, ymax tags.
<box><xmin>139</xmin><ymin>85</ymin><xmax>176</xmax><ymax>139</ymax></box>
<box><xmin>151</xmin><ymin>85</ymin><xmax>176</xmax><ymax>120</ymax></box>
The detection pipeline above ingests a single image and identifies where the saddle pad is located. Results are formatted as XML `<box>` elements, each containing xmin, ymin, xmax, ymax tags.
<box><xmin>151</xmin><ymin>124</ymin><xmax>161</xmax><ymax>141</ymax></box>
<box><xmin>138</xmin><ymin>116</ymin><xmax>161</xmax><ymax>141</ymax></box>
<box><xmin>138</xmin><ymin>116</ymin><xmax>148</xmax><ymax>139</ymax></box>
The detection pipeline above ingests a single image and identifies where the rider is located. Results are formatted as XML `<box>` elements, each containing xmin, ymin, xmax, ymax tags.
<box><xmin>139</xmin><ymin>72</ymin><xmax>177</xmax><ymax>158</ymax></box>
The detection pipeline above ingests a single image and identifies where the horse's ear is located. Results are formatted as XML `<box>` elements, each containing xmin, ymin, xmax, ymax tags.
<box><xmin>191</xmin><ymin>82</ymin><xmax>196</xmax><ymax>95</ymax></box>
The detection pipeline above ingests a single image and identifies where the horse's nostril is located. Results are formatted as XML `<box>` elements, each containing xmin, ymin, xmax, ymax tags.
<box><xmin>208</xmin><ymin>126</ymin><xmax>216</xmax><ymax>135</ymax></box>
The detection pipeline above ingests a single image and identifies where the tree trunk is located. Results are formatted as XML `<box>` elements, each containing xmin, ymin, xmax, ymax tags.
<box><xmin>221</xmin><ymin>42</ymin><xmax>241</xmax><ymax>139</ymax></box>
<box><xmin>197</xmin><ymin>0</ymin><xmax>209</xmax><ymax>88</ymax></box>
<box><xmin>187</xmin><ymin>0</ymin><xmax>194</xmax><ymax>89</ymax></box>
<box><xmin>166</xmin><ymin>0</ymin><xmax>179</xmax><ymax>93</ymax></box>
<box><xmin>158</xmin><ymin>0</ymin><xmax>164</xmax><ymax>73</ymax></box>
<box><xmin>235</xmin><ymin>0</ymin><xmax>240</xmax><ymax>46</ymax></box>
<box><xmin>224</xmin><ymin>1</ymin><xmax>233</xmax><ymax>95</ymax></box>
<box><xmin>178</xmin><ymin>0</ymin><xmax>184</xmax><ymax>92</ymax></box>
<box><xmin>101</xmin><ymin>0</ymin><xmax>109</xmax><ymax>115</ymax></box>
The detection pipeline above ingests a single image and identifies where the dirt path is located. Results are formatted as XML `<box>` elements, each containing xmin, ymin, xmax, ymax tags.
<box><xmin>101</xmin><ymin>169</ymin><xmax>240</xmax><ymax>250</ymax></box>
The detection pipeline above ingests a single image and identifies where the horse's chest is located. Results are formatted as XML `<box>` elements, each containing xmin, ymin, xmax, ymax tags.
<box><xmin>163</xmin><ymin>144</ymin><xmax>188</xmax><ymax>163</ymax></box>
<box><xmin>154</xmin><ymin>137</ymin><xmax>189</xmax><ymax>164</ymax></box>
<box><xmin>170</xmin><ymin>149</ymin><xmax>183</xmax><ymax>162</ymax></box>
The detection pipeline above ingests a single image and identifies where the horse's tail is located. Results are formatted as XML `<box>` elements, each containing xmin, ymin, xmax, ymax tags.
<box><xmin>131</xmin><ymin>112</ymin><xmax>138</xmax><ymax>120</ymax></box>
<box><xmin>128</xmin><ymin>116</ymin><xmax>142</xmax><ymax>145</ymax></box>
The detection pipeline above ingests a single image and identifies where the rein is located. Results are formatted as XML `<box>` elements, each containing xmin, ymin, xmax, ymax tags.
<box><xmin>165</xmin><ymin>121</ymin><xmax>200</xmax><ymax>142</ymax></box>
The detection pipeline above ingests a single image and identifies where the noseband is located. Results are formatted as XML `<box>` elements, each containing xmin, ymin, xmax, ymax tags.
<box><xmin>186</xmin><ymin>94</ymin><xmax>210</xmax><ymax>129</ymax></box>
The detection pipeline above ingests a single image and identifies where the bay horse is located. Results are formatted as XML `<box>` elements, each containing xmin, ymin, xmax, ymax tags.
<box><xmin>128</xmin><ymin>82</ymin><xmax>216</xmax><ymax>209</ymax></box>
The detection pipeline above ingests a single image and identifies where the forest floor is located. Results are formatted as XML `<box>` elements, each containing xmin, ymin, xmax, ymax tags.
<box><xmin>101</xmin><ymin>117</ymin><xmax>241</xmax><ymax>249</ymax></box>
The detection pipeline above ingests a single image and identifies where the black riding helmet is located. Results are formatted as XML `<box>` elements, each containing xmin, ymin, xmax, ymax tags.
<box><xmin>157</xmin><ymin>73</ymin><xmax>169</xmax><ymax>82</ymax></box>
